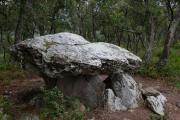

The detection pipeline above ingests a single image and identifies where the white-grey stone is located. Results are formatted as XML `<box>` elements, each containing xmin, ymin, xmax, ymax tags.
<box><xmin>111</xmin><ymin>73</ymin><xmax>142</xmax><ymax>109</ymax></box>
<box><xmin>19</xmin><ymin>114</ymin><xmax>39</xmax><ymax>120</ymax></box>
<box><xmin>146</xmin><ymin>94</ymin><xmax>167</xmax><ymax>116</ymax></box>
<box><xmin>104</xmin><ymin>89</ymin><xmax>127</xmax><ymax>112</ymax></box>
<box><xmin>11</xmin><ymin>32</ymin><xmax>142</xmax><ymax>76</ymax></box>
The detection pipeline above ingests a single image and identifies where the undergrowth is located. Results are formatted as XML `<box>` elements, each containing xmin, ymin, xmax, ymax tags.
<box><xmin>32</xmin><ymin>87</ymin><xmax>85</xmax><ymax>120</ymax></box>
<box><xmin>150</xmin><ymin>114</ymin><xmax>167</xmax><ymax>120</ymax></box>
<box><xmin>0</xmin><ymin>96</ymin><xmax>14</xmax><ymax>120</ymax></box>
<box><xmin>0</xmin><ymin>64</ymin><xmax>32</xmax><ymax>84</ymax></box>
<box><xmin>138</xmin><ymin>41</ymin><xmax>180</xmax><ymax>89</ymax></box>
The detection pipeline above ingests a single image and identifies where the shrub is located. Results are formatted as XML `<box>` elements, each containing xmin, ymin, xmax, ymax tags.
<box><xmin>150</xmin><ymin>114</ymin><xmax>167</xmax><ymax>120</ymax></box>
<box><xmin>32</xmin><ymin>87</ymin><xmax>64</xmax><ymax>120</ymax></box>
<box><xmin>32</xmin><ymin>87</ymin><xmax>84</xmax><ymax>120</ymax></box>
<box><xmin>0</xmin><ymin>96</ymin><xmax>13</xmax><ymax>120</ymax></box>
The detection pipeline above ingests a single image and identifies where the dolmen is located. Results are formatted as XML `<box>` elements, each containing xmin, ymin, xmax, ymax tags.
<box><xmin>11</xmin><ymin>32</ymin><xmax>166</xmax><ymax>115</ymax></box>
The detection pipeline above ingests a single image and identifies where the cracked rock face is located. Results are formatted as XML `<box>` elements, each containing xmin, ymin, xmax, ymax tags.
<box><xmin>111</xmin><ymin>73</ymin><xmax>142</xmax><ymax>108</ymax></box>
<box><xmin>11</xmin><ymin>32</ymin><xmax>142</xmax><ymax>77</ymax></box>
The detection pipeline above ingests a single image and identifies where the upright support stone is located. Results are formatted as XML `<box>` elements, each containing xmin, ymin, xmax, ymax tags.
<box><xmin>110</xmin><ymin>72</ymin><xmax>142</xmax><ymax>109</ymax></box>
<box><xmin>57</xmin><ymin>74</ymin><xmax>105</xmax><ymax>108</ymax></box>
<box><xmin>104</xmin><ymin>89</ymin><xmax>127</xmax><ymax>111</ymax></box>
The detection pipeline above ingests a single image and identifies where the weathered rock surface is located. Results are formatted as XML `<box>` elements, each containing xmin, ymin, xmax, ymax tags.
<box><xmin>110</xmin><ymin>72</ymin><xmax>142</xmax><ymax>108</ymax></box>
<box><xmin>57</xmin><ymin>74</ymin><xmax>106</xmax><ymax>108</ymax></box>
<box><xmin>104</xmin><ymin>89</ymin><xmax>127</xmax><ymax>111</ymax></box>
<box><xmin>142</xmin><ymin>87</ymin><xmax>160</xmax><ymax>97</ymax></box>
<box><xmin>11</xmin><ymin>32</ymin><xmax>142</xmax><ymax>77</ymax></box>
<box><xmin>141</xmin><ymin>87</ymin><xmax>167</xmax><ymax>116</ymax></box>
<box><xmin>146</xmin><ymin>93</ymin><xmax>167</xmax><ymax>116</ymax></box>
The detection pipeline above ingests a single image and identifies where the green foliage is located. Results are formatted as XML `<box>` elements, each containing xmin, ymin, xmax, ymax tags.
<box><xmin>63</xmin><ymin>111</ymin><xmax>84</xmax><ymax>120</ymax></box>
<box><xmin>138</xmin><ymin>41</ymin><xmax>180</xmax><ymax>88</ymax></box>
<box><xmin>0</xmin><ymin>96</ymin><xmax>13</xmax><ymax>120</ymax></box>
<box><xmin>0</xmin><ymin>96</ymin><xmax>13</xmax><ymax>113</ymax></box>
<box><xmin>0</xmin><ymin>64</ymin><xmax>29</xmax><ymax>84</ymax></box>
<box><xmin>32</xmin><ymin>87</ymin><xmax>64</xmax><ymax>120</ymax></box>
<box><xmin>139</xmin><ymin>64</ymin><xmax>158</xmax><ymax>78</ymax></box>
<box><xmin>150</xmin><ymin>114</ymin><xmax>167</xmax><ymax>120</ymax></box>
<box><xmin>32</xmin><ymin>87</ymin><xmax>84</xmax><ymax>120</ymax></box>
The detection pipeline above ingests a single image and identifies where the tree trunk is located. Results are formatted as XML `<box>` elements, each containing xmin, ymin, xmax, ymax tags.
<box><xmin>157</xmin><ymin>4</ymin><xmax>180</xmax><ymax>67</ymax></box>
<box><xmin>14</xmin><ymin>0</ymin><xmax>26</xmax><ymax>44</ymax></box>
<box><xmin>49</xmin><ymin>1</ymin><xmax>63</xmax><ymax>34</ymax></box>
<box><xmin>144</xmin><ymin>16</ymin><xmax>155</xmax><ymax>64</ymax></box>
<box><xmin>92</xmin><ymin>13</ymin><xmax>96</xmax><ymax>41</ymax></box>
<box><xmin>0</xmin><ymin>27</ymin><xmax>6</xmax><ymax>62</ymax></box>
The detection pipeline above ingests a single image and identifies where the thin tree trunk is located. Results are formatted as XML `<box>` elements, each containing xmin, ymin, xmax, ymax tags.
<box><xmin>92</xmin><ymin>13</ymin><xmax>96</xmax><ymax>41</ymax></box>
<box><xmin>127</xmin><ymin>34</ymin><xmax>131</xmax><ymax>50</ymax></box>
<box><xmin>14</xmin><ymin>0</ymin><xmax>26</xmax><ymax>44</ymax></box>
<box><xmin>144</xmin><ymin>16</ymin><xmax>155</xmax><ymax>64</ymax></box>
<box><xmin>0</xmin><ymin>27</ymin><xmax>6</xmax><ymax>62</ymax></box>
<box><xmin>157</xmin><ymin>4</ymin><xmax>180</xmax><ymax>67</ymax></box>
<box><xmin>49</xmin><ymin>1</ymin><xmax>63</xmax><ymax>34</ymax></box>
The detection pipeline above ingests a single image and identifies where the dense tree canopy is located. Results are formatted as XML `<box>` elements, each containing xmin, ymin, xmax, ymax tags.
<box><xmin>0</xmin><ymin>0</ymin><xmax>179</xmax><ymax>66</ymax></box>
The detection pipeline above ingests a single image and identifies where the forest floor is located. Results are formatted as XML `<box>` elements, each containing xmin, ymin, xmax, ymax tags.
<box><xmin>0</xmin><ymin>75</ymin><xmax>179</xmax><ymax>120</ymax></box>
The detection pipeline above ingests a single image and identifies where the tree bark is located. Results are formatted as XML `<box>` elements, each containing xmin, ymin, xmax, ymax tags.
<box><xmin>14</xmin><ymin>0</ymin><xmax>26</xmax><ymax>44</ymax></box>
<box><xmin>157</xmin><ymin>4</ymin><xmax>180</xmax><ymax>67</ymax></box>
<box><xmin>92</xmin><ymin>13</ymin><xmax>96</xmax><ymax>41</ymax></box>
<box><xmin>0</xmin><ymin>27</ymin><xmax>6</xmax><ymax>62</ymax></box>
<box><xmin>49</xmin><ymin>1</ymin><xmax>63</xmax><ymax>34</ymax></box>
<box><xmin>144</xmin><ymin>16</ymin><xmax>155</xmax><ymax>64</ymax></box>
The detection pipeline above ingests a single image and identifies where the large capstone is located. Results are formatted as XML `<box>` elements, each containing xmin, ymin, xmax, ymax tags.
<box><xmin>11</xmin><ymin>32</ymin><xmax>143</xmax><ymax>109</ymax></box>
<box><xmin>11</xmin><ymin>32</ymin><xmax>142</xmax><ymax>76</ymax></box>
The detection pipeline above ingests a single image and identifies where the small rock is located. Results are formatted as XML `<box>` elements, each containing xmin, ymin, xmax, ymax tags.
<box><xmin>176</xmin><ymin>101</ymin><xmax>180</xmax><ymax>108</ymax></box>
<box><xmin>138</xmin><ymin>83</ymin><xmax>143</xmax><ymax>89</ymax></box>
<box><xmin>146</xmin><ymin>94</ymin><xmax>167</xmax><ymax>116</ymax></box>
<box><xmin>79</xmin><ymin>103</ymin><xmax>86</xmax><ymax>112</ymax></box>
<box><xmin>88</xmin><ymin>117</ymin><xmax>95</xmax><ymax>120</ymax></box>
<box><xmin>123</xmin><ymin>118</ymin><xmax>131</xmax><ymax>120</ymax></box>
<box><xmin>142</xmin><ymin>87</ymin><xmax>160</xmax><ymax>97</ymax></box>
<box><xmin>19</xmin><ymin>114</ymin><xmax>39</xmax><ymax>120</ymax></box>
<box><xmin>128</xmin><ymin>109</ymin><xmax>134</xmax><ymax>112</ymax></box>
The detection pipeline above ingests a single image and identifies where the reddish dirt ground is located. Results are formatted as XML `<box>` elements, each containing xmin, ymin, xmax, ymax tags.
<box><xmin>0</xmin><ymin>77</ymin><xmax>44</xmax><ymax>102</ymax></box>
<box><xmin>0</xmin><ymin>75</ymin><xmax>180</xmax><ymax>120</ymax></box>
